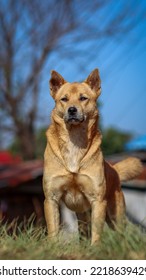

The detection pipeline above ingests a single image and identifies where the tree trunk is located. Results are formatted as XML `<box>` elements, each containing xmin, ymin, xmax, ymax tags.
<box><xmin>17</xmin><ymin>124</ymin><xmax>36</xmax><ymax>160</ymax></box>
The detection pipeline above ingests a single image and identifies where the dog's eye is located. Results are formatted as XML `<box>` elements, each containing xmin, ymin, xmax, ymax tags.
<box><xmin>79</xmin><ymin>96</ymin><xmax>88</xmax><ymax>101</ymax></box>
<box><xmin>61</xmin><ymin>97</ymin><xmax>68</xmax><ymax>102</ymax></box>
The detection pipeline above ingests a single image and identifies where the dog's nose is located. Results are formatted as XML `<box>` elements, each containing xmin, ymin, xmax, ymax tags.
<box><xmin>68</xmin><ymin>106</ymin><xmax>77</xmax><ymax>115</ymax></box>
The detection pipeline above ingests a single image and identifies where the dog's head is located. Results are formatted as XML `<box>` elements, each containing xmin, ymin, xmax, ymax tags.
<box><xmin>49</xmin><ymin>69</ymin><xmax>101</xmax><ymax>125</ymax></box>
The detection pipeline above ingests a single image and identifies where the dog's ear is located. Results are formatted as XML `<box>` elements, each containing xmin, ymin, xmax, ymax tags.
<box><xmin>49</xmin><ymin>70</ymin><xmax>66</xmax><ymax>98</ymax></box>
<box><xmin>85</xmin><ymin>69</ymin><xmax>101</xmax><ymax>98</ymax></box>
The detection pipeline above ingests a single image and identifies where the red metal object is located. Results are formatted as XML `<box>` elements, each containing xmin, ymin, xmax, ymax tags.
<box><xmin>0</xmin><ymin>151</ymin><xmax>21</xmax><ymax>164</ymax></box>
<box><xmin>0</xmin><ymin>151</ymin><xmax>43</xmax><ymax>188</ymax></box>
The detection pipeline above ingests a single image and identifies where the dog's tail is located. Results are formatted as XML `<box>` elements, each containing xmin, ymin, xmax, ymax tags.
<box><xmin>113</xmin><ymin>157</ymin><xmax>143</xmax><ymax>182</ymax></box>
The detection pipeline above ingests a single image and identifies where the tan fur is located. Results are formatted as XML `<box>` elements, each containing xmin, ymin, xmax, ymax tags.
<box><xmin>43</xmin><ymin>69</ymin><xmax>143</xmax><ymax>245</ymax></box>
<box><xmin>114</xmin><ymin>157</ymin><xmax>143</xmax><ymax>182</ymax></box>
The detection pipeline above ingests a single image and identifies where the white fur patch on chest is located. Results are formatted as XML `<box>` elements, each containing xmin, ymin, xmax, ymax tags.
<box><xmin>64</xmin><ymin>142</ymin><xmax>81</xmax><ymax>173</ymax></box>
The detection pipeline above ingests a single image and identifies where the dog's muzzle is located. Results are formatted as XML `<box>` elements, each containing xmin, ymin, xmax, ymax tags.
<box><xmin>64</xmin><ymin>106</ymin><xmax>85</xmax><ymax>124</ymax></box>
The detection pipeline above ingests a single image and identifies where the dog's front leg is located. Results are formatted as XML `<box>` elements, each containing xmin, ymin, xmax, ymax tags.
<box><xmin>91</xmin><ymin>199</ymin><xmax>107</xmax><ymax>245</ymax></box>
<box><xmin>44</xmin><ymin>198</ymin><xmax>60</xmax><ymax>238</ymax></box>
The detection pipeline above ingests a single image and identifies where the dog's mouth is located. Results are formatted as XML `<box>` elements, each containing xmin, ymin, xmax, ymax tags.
<box><xmin>68</xmin><ymin>117</ymin><xmax>83</xmax><ymax>123</ymax></box>
<box><xmin>64</xmin><ymin>115</ymin><xmax>85</xmax><ymax>125</ymax></box>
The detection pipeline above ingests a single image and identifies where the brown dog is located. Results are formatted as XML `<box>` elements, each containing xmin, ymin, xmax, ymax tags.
<box><xmin>43</xmin><ymin>69</ymin><xmax>142</xmax><ymax>244</ymax></box>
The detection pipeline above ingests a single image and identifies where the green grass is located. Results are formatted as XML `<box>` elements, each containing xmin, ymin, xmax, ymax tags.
<box><xmin>0</xmin><ymin>217</ymin><xmax>146</xmax><ymax>260</ymax></box>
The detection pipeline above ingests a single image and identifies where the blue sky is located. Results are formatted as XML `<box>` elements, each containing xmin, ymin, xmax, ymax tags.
<box><xmin>101</xmin><ymin>49</ymin><xmax>146</xmax><ymax>135</ymax></box>
<box><xmin>0</xmin><ymin>0</ymin><xmax>145</xmax><ymax>151</ymax></box>
<box><xmin>100</xmin><ymin>32</ymin><xmax>146</xmax><ymax>135</ymax></box>
<box><xmin>39</xmin><ymin>0</ymin><xmax>146</xmax><ymax>137</ymax></box>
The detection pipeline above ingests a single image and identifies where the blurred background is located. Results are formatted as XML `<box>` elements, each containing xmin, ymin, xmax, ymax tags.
<box><xmin>0</xmin><ymin>0</ymin><xmax>146</xmax><ymax>229</ymax></box>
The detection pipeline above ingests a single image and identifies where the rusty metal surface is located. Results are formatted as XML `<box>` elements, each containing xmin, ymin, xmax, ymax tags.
<box><xmin>0</xmin><ymin>155</ymin><xmax>43</xmax><ymax>189</ymax></box>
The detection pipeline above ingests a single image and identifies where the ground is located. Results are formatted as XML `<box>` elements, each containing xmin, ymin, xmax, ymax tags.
<box><xmin>0</xmin><ymin>217</ymin><xmax>146</xmax><ymax>260</ymax></box>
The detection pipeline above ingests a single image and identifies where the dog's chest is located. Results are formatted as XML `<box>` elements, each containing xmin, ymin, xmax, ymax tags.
<box><xmin>61</xmin><ymin>129</ymin><xmax>87</xmax><ymax>173</ymax></box>
<box><xmin>62</xmin><ymin>142</ymin><xmax>83</xmax><ymax>173</ymax></box>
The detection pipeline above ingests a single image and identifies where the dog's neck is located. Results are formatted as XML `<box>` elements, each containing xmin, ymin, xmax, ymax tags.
<box><xmin>49</xmin><ymin>110</ymin><xmax>102</xmax><ymax>173</ymax></box>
